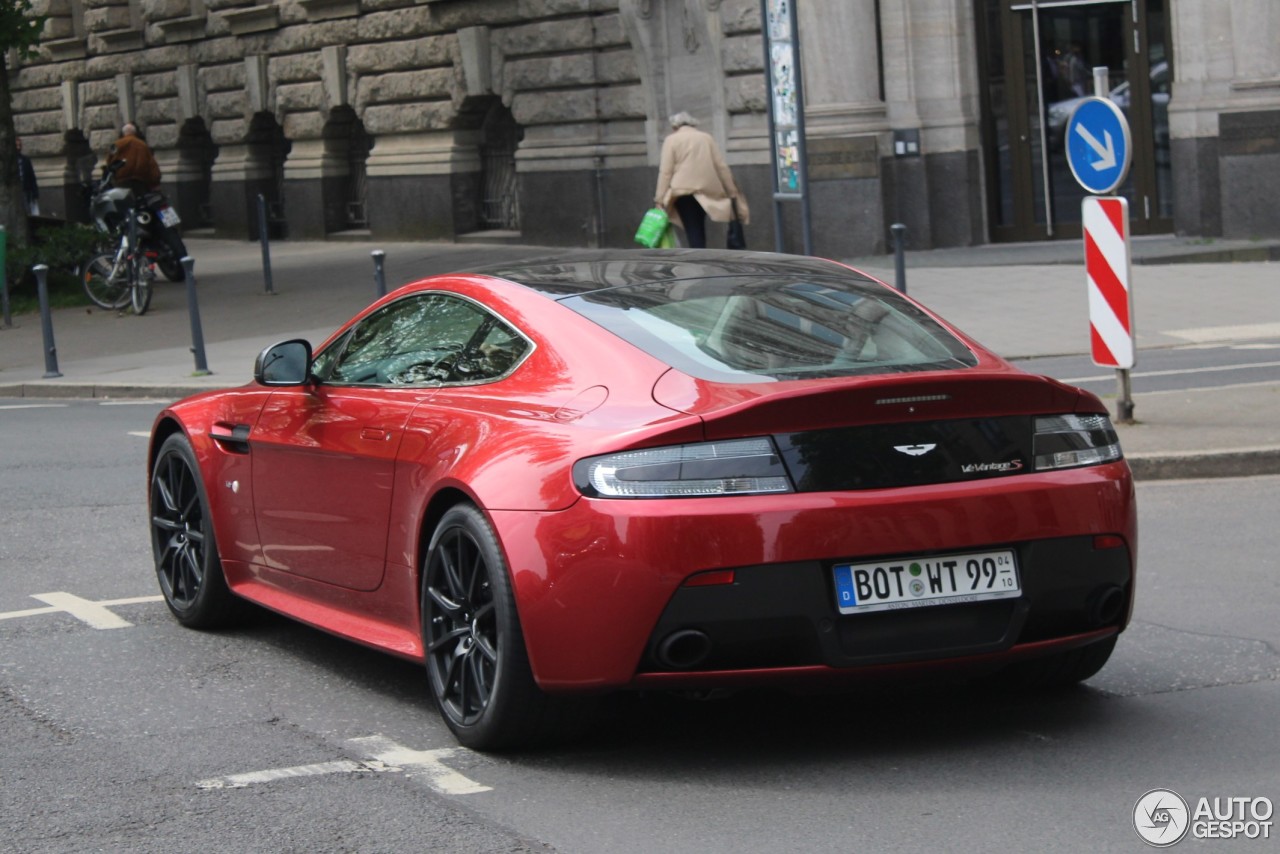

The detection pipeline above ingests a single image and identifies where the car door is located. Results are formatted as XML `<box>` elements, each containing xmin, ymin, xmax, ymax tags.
<box><xmin>250</xmin><ymin>292</ymin><xmax>498</xmax><ymax>590</ymax></box>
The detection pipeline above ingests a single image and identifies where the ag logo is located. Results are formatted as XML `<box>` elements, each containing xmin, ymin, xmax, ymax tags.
<box><xmin>1133</xmin><ymin>789</ymin><xmax>1190</xmax><ymax>847</ymax></box>
<box><xmin>893</xmin><ymin>443</ymin><xmax>936</xmax><ymax>457</ymax></box>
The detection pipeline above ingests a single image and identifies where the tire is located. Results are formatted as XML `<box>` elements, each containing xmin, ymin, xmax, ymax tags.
<box><xmin>421</xmin><ymin>504</ymin><xmax>588</xmax><ymax>750</ymax></box>
<box><xmin>158</xmin><ymin>231</ymin><xmax>188</xmax><ymax>282</ymax></box>
<box><xmin>149</xmin><ymin>433</ymin><xmax>242</xmax><ymax>628</ymax></box>
<box><xmin>130</xmin><ymin>266</ymin><xmax>153</xmax><ymax>315</ymax></box>
<box><xmin>996</xmin><ymin>635</ymin><xmax>1117</xmax><ymax>689</ymax></box>
<box><xmin>82</xmin><ymin>251</ymin><xmax>130</xmax><ymax>310</ymax></box>
<box><xmin>158</xmin><ymin>250</ymin><xmax>185</xmax><ymax>283</ymax></box>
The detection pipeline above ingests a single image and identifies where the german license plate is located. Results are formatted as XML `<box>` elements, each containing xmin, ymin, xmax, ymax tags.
<box><xmin>158</xmin><ymin>206</ymin><xmax>181</xmax><ymax>227</ymax></box>
<box><xmin>833</xmin><ymin>549</ymin><xmax>1020</xmax><ymax>615</ymax></box>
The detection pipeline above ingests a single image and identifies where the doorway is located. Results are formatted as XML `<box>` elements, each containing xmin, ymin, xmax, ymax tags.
<box><xmin>478</xmin><ymin>103</ymin><xmax>521</xmax><ymax>231</ymax></box>
<box><xmin>977</xmin><ymin>0</ymin><xmax>1171</xmax><ymax>242</ymax></box>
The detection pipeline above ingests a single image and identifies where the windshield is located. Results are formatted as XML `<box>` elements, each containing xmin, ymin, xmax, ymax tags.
<box><xmin>558</xmin><ymin>274</ymin><xmax>977</xmax><ymax>383</ymax></box>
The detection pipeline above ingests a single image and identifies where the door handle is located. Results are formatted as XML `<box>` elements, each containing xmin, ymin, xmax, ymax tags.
<box><xmin>360</xmin><ymin>428</ymin><xmax>392</xmax><ymax>442</ymax></box>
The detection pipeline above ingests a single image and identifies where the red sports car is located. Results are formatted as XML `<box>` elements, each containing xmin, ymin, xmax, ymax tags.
<box><xmin>148</xmin><ymin>250</ymin><xmax>1135</xmax><ymax>750</ymax></box>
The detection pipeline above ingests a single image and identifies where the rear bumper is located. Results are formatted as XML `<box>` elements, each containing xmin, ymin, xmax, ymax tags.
<box><xmin>628</xmin><ymin>628</ymin><xmax>1120</xmax><ymax>691</ymax></box>
<box><xmin>638</xmin><ymin>534</ymin><xmax>1131</xmax><ymax>674</ymax></box>
<box><xmin>492</xmin><ymin>462</ymin><xmax>1135</xmax><ymax>691</ymax></box>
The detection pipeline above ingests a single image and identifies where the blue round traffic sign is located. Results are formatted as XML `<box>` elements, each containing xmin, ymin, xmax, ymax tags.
<box><xmin>1065</xmin><ymin>97</ymin><xmax>1132</xmax><ymax>194</ymax></box>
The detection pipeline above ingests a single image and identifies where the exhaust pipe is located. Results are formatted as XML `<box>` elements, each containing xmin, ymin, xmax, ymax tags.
<box><xmin>1087</xmin><ymin>585</ymin><xmax>1125</xmax><ymax>626</ymax></box>
<box><xmin>655</xmin><ymin>629</ymin><xmax>712</xmax><ymax>669</ymax></box>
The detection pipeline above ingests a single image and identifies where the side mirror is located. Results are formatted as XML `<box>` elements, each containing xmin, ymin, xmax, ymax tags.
<box><xmin>255</xmin><ymin>339</ymin><xmax>313</xmax><ymax>386</ymax></box>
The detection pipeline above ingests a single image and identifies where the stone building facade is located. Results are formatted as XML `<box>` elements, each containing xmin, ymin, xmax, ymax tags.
<box><xmin>9</xmin><ymin>0</ymin><xmax>1279</xmax><ymax>256</ymax></box>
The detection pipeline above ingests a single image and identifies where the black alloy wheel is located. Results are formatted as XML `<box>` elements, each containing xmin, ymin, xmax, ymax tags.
<box><xmin>149</xmin><ymin>433</ymin><xmax>239</xmax><ymax>628</ymax></box>
<box><xmin>422</xmin><ymin>504</ymin><xmax>578</xmax><ymax>750</ymax></box>
<box><xmin>424</xmin><ymin>512</ymin><xmax>499</xmax><ymax>726</ymax></box>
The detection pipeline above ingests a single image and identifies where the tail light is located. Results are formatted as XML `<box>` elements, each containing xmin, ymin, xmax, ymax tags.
<box><xmin>1033</xmin><ymin>414</ymin><xmax>1123</xmax><ymax>471</ymax></box>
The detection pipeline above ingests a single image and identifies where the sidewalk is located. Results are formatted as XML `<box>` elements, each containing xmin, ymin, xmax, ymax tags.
<box><xmin>2</xmin><ymin>235</ymin><xmax>1278</xmax><ymax>480</ymax></box>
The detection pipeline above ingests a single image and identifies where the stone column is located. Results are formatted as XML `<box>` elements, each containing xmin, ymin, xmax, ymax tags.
<box><xmin>878</xmin><ymin>0</ymin><xmax>984</xmax><ymax>249</ymax></box>
<box><xmin>1169</xmin><ymin>0</ymin><xmax>1280</xmax><ymax>237</ymax></box>
<box><xmin>795</xmin><ymin>0</ymin><xmax>888</xmax><ymax>254</ymax></box>
<box><xmin>798</xmin><ymin>0</ymin><xmax>883</xmax><ymax>134</ymax></box>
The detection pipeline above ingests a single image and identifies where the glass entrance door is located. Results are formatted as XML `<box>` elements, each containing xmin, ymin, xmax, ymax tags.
<box><xmin>979</xmin><ymin>0</ymin><xmax>1171</xmax><ymax>242</ymax></box>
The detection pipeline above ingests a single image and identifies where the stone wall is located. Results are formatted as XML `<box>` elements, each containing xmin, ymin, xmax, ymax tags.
<box><xmin>8</xmin><ymin>1</ymin><xmax>794</xmax><ymax>247</ymax></box>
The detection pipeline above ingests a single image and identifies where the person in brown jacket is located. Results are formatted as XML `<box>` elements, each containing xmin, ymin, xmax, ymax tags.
<box><xmin>106</xmin><ymin>123</ymin><xmax>161</xmax><ymax>194</ymax></box>
<box><xmin>654</xmin><ymin>111</ymin><xmax>749</xmax><ymax>248</ymax></box>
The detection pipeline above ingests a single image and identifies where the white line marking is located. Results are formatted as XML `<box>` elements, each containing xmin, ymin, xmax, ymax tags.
<box><xmin>127</xmin><ymin>431</ymin><xmax>151</xmax><ymax>438</ymax></box>
<box><xmin>196</xmin><ymin>760</ymin><xmax>384</xmax><ymax>790</ymax></box>
<box><xmin>349</xmin><ymin>735</ymin><xmax>493</xmax><ymax>795</ymax></box>
<box><xmin>99</xmin><ymin>400</ymin><xmax>167</xmax><ymax>406</ymax></box>
<box><xmin>100</xmin><ymin>595</ymin><xmax>165</xmax><ymax>607</ymax></box>
<box><xmin>192</xmin><ymin>735</ymin><xmax>492</xmax><ymax>796</ymax></box>
<box><xmin>0</xmin><ymin>404</ymin><xmax>69</xmax><ymax>410</ymax></box>
<box><xmin>0</xmin><ymin>605</ymin><xmax>59</xmax><ymax>621</ymax></box>
<box><xmin>1058</xmin><ymin>360</ymin><xmax>1280</xmax><ymax>385</ymax></box>
<box><xmin>1125</xmin><ymin>379</ymin><xmax>1280</xmax><ymax>396</ymax></box>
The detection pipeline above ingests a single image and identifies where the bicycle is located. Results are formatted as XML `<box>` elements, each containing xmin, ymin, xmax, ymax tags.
<box><xmin>82</xmin><ymin>219</ymin><xmax>156</xmax><ymax>315</ymax></box>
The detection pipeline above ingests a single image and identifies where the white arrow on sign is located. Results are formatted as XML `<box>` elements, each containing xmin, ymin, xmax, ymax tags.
<box><xmin>1074</xmin><ymin>124</ymin><xmax>1117</xmax><ymax>171</ymax></box>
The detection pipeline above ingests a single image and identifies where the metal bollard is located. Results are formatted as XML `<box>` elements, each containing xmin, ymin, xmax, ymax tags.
<box><xmin>890</xmin><ymin>223</ymin><xmax>908</xmax><ymax>294</ymax></box>
<box><xmin>257</xmin><ymin>194</ymin><xmax>275</xmax><ymax>295</ymax></box>
<box><xmin>372</xmin><ymin>250</ymin><xmax>387</xmax><ymax>298</ymax></box>
<box><xmin>181</xmin><ymin>256</ymin><xmax>211</xmax><ymax>376</ymax></box>
<box><xmin>33</xmin><ymin>264</ymin><xmax>62</xmax><ymax>378</ymax></box>
<box><xmin>1</xmin><ymin>225</ymin><xmax>11</xmax><ymax>328</ymax></box>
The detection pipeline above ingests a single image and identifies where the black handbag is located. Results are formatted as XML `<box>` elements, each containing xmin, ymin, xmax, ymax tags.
<box><xmin>727</xmin><ymin>200</ymin><xmax>746</xmax><ymax>250</ymax></box>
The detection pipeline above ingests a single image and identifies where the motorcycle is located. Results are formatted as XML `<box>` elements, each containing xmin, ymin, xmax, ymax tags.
<box><xmin>84</xmin><ymin>160</ymin><xmax>189</xmax><ymax>283</ymax></box>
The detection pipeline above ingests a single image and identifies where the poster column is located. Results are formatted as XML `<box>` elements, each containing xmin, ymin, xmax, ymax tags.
<box><xmin>761</xmin><ymin>0</ymin><xmax>812</xmax><ymax>255</ymax></box>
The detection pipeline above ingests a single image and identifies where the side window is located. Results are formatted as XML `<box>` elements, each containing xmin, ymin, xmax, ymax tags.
<box><xmin>324</xmin><ymin>293</ymin><xmax>530</xmax><ymax>386</ymax></box>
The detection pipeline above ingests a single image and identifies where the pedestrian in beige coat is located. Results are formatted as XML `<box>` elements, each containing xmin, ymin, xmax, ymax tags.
<box><xmin>654</xmin><ymin>112</ymin><xmax>749</xmax><ymax>248</ymax></box>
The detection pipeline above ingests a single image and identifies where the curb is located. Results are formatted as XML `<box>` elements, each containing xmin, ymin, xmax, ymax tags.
<box><xmin>1125</xmin><ymin>447</ymin><xmax>1280</xmax><ymax>480</ymax></box>
<box><xmin>0</xmin><ymin>382</ymin><xmax>220</xmax><ymax>401</ymax></box>
<box><xmin>6</xmin><ymin>380</ymin><xmax>1279</xmax><ymax>482</ymax></box>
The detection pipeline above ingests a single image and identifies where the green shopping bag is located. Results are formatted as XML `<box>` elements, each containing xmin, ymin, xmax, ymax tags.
<box><xmin>634</xmin><ymin>207</ymin><xmax>669</xmax><ymax>248</ymax></box>
<box><xmin>656</xmin><ymin>224</ymin><xmax>678</xmax><ymax>248</ymax></box>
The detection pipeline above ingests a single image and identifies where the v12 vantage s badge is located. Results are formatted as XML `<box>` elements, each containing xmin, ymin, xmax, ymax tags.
<box><xmin>962</xmin><ymin>460</ymin><xmax>1025</xmax><ymax>474</ymax></box>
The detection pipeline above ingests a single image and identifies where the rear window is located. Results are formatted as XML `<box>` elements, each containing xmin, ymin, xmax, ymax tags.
<box><xmin>558</xmin><ymin>274</ymin><xmax>977</xmax><ymax>382</ymax></box>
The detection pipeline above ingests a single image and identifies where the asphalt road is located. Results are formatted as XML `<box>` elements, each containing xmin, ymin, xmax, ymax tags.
<box><xmin>1014</xmin><ymin>338</ymin><xmax>1280</xmax><ymax>397</ymax></box>
<box><xmin>2</xmin><ymin>400</ymin><xmax>1277</xmax><ymax>853</ymax></box>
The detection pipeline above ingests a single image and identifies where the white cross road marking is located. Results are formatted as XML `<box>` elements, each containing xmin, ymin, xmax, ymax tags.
<box><xmin>0</xmin><ymin>592</ymin><xmax>164</xmax><ymax>629</ymax></box>
<box><xmin>349</xmin><ymin>735</ymin><xmax>494</xmax><ymax>795</ymax></box>
<box><xmin>127</xmin><ymin>431</ymin><xmax>151</xmax><ymax>438</ymax></box>
<box><xmin>192</xmin><ymin>735</ymin><xmax>493</xmax><ymax>796</ymax></box>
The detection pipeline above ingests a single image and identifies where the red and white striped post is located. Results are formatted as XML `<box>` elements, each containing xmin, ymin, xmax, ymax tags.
<box><xmin>1083</xmin><ymin>195</ymin><xmax>1135</xmax><ymax>422</ymax></box>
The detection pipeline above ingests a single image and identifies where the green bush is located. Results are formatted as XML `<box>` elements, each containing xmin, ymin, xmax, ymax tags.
<box><xmin>3</xmin><ymin>222</ymin><xmax>105</xmax><ymax>313</ymax></box>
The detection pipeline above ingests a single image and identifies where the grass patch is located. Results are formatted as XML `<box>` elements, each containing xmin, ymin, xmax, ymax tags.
<box><xmin>3</xmin><ymin>267</ymin><xmax>93</xmax><ymax>314</ymax></box>
<box><xmin>3</xmin><ymin>222</ymin><xmax>103</xmax><ymax>315</ymax></box>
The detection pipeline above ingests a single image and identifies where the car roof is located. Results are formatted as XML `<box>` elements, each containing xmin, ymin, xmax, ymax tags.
<box><xmin>460</xmin><ymin>249</ymin><xmax>870</xmax><ymax>297</ymax></box>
